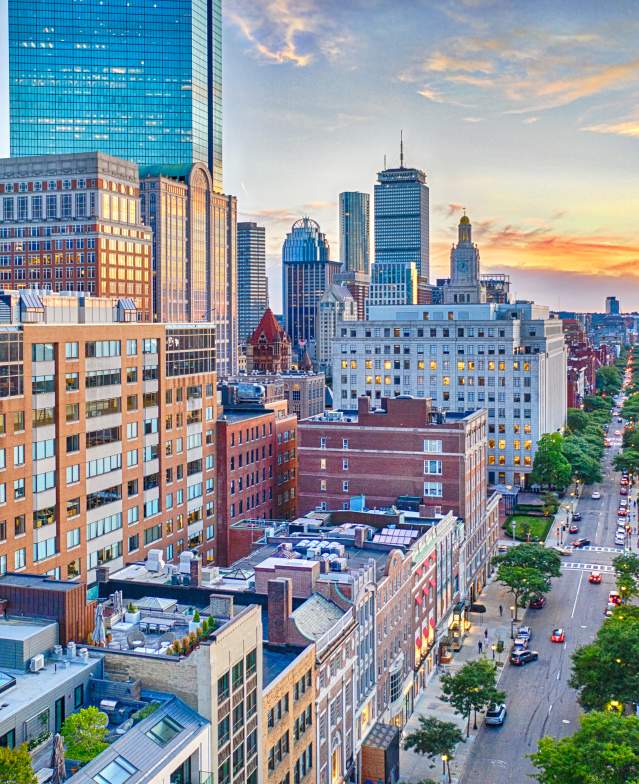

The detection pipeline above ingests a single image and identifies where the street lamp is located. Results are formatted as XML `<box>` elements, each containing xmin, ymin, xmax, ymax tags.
<box><xmin>510</xmin><ymin>605</ymin><xmax>516</xmax><ymax>639</ymax></box>
<box><xmin>491</xmin><ymin>643</ymin><xmax>496</xmax><ymax>661</ymax></box>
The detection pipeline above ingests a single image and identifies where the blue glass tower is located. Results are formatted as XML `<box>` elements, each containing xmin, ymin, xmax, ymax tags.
<box><xmin>8</xmin><ymin>0</ymin><xmax>223</xmax><ymax>191</ymax></box>
<box><xmin>339</xmin><ymin>191</ymin><xmax>370</xmax><ymax>274</ymax></box>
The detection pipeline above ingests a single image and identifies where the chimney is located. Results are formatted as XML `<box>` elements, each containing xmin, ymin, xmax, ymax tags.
<box><xmin>267</xmin><ymin>578</ymin><xmax>292</xmax><ymax>645</ymax></box>
<box><xmin>190</xmin><ymin>556</ymin><xmax>200</xmax><ymax>586</ymax></box>
<box><xmin>96</xmin><ymin>566</ymin><xmax>110</xmax><ymax>583</ymax></box>
<box><xmin>354</xmin><ymin>526</ymin><xmax>367</xmax><ymax>548</ymax></box>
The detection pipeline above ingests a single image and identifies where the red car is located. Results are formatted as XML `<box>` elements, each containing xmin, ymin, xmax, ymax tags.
<box><xmin>589</xmin><ymin>571</ymin><xmax>602</xmax><ymax>584</ymax></box>
<box><xmin>551</xmin><ymin>628</ymin><xmax>565</xmax><ymax>643</ymax></box>
<box><xmin>529</xmin><ymin>596</ymin><xmax>546</xmax><ymax>609</ymax></box>
<box><xmin>568</xmin><ymin>524</ymin><xmax>579</xmax><ymax>534</ymax></box>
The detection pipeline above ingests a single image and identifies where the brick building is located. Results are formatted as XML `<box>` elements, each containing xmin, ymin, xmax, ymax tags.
<box><xmin>246</xmin><ymin>308</ymin><xmax>292</xmax><ymax>374</ymax></box>
<box><xmin>0</xmin><ymin>153</ymin><xmax>153</xmax><ymax>320</ymax></box>
<box><xmin>0</xmin><ymin>290</ymin><xmax>217</xmax><ymax>587</ymax></box>
<box><xmin>228</xmin><ymin>372</ymin><xmax>326</xmax><ymax>421</ymax></box>
<box><xmin>297</xmin><ymin>395</ymin><xmax>499</xmax><ymax>599</ymax></box>
<box><xmin>215</xmin><ymin>383</ymin><xmax>297</xmax><ymax>565</ymax></box>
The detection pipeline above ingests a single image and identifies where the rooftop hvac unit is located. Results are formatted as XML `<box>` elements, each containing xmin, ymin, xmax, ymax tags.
<box><xmin>179</xmin><ymin>551</ymin><xmax>195</xmax><ymax>575</ymax></box>
<box><xmin>202</xmin><ymin>567</ymin><xmax>221</xmax><ymax>584</ymax></box>
<box><xmin>147</xmin><ymin>549</ymin><xmax>165</xmax><ymax>573</ymax></box>
<box><xmin>99</xmin><ymin>699</ymin><xmax>119</xmax><ymax>713</ymax></box>
<box><xmin>29</xmin><ymin>654</ymin><xmax>45</xmax><ymax>672</ymax></box>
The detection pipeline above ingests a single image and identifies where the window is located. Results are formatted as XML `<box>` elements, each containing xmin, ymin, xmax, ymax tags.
<box><xmin>218</xmin><ymin>715</ymin><xmax>230</xmax><ymax>746</ymax></box>
<box><xmin>424</xmin><ymin>439</ymin><xmax>442</xmax><ymax>453</ymax></box>
<box><xmin>145</xmin><ymin>715</ymin><xmax>183</xmax><ymax>747</ymax></box>
<box><xmin>13</xmin><ymin>445</ymin><xmax>25</xmax><ymax>466</ymax></box>
<box><xmin>32</xmin><ymin>343</ymin><xmax>54</xmax><ymax>362</ymax></box>
<box><xmin>232</xmin><ymin>660</ymin><xmax>244</xmax><ymax>689</ymax></box>
<box><xmin>424</xmin><ymin>460</ymin><xmax>442</xmax><ymax>475</ymax></box>
<box><xmin>67</xmin><ymin>528</ymin><xmax>81</xmax><ymax>549</ymax></box>
<box><xmin>93</xmin><ymin>756</ymin><xmax>137</xmax><ymax>784</ymax></box>
<box><xmin>424</xmin><ymin>482</ymin><xmax>443</xmax><ymax>498</ymax></box>
<box><xmin>128</xmin><ymin>534</ymin><xmax>139</xmax><ymax>552</ymax></box>
<box><xmin>66</xmin><ymin>465</ymin><xmax>80</xmax><ymax>485</ymax></box>
<box><xmin>74</xmin><ymin>684</ymin><xmax>84</xmax><ymax>709</ymax></box>
<box><xmin>246</xmin><ymin>648</ymin><xmax>257</xmax><ymax>676</ymax></box>
<box><xmin>14</xmin><ymin>547</ymin><xmax>26</xmax><ymax>569</ymax></box>
<box><xmin>65</xmin><ymin>342</ymin><xmax>79</xmax><ymax>359</ymax></box>
<box><xmin>218</xmin><ymin>672</ymin><xmax>230</xmax><ymax>701</ymax></box>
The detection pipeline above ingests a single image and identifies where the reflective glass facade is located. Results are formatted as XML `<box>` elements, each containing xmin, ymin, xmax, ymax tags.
<box><xmin>339</xmin><ymin>191</ymin><xmax>370</xmax><ymax>274</ymax></box>
<box><xmin>9</xmin><ymin>0</ymin><xmax>222</xmax><ymax>191</ymax></box>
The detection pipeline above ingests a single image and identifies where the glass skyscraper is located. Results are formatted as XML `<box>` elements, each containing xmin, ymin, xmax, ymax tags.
<box><xmin>8</xmin><ymin>0</ymin><xmax>223</xmax><ymax>191</ymax></box>
<box><xmin>237</xmin><ymin>222</ymin><xmax>268</xmax><ymax>342</ymax></box>
<box><xmin>339</xmin><ymin>191</ymin><xmax>370</xmax><ymax>274</ymax></box>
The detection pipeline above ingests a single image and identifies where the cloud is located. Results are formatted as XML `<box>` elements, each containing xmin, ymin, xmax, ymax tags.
<box><xmin>463</xmin><ymin>116</ymin><xmax>483</xmax><ymax>123</ymax></box>
<box><xmin>417</xmin><ymin>86</ymin><xmax>448</xmax><ymax>104</ymax></box>
<box><xmin>425</xmin><ymin>52</ymin><xmax>494</xmax><ymax>74</ymax></box>
<box><xmin>226</xmin><ymin>0</ymin><xmax>352</xmax><ymax>67</ymax></box>
<box><xmin>583</xmin><ymin>117</ymin><xmax>639</xmax><ymax>138</ymax></box>
<box><xmin>522</xmin><ymin>116</ymin><xmax>538</xmax><ymax>124</ymax></box>
<box><xmin>303</xmin><ymin>201</ymin><xmax>336</xmax><ymax>210</ymax></box>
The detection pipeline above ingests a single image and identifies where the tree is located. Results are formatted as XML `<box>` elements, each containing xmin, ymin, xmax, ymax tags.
<box><xmin>0</xmin><ymin>745</ymin><xmax>37</xmax><ymax>784</ymax></box>
<box><xmin>531</xmin><ymin>433</ymin><xmax>572</xmax><ymax>490</ymax></box>
<box><xmin>562</xmin><ymin>437</ymin><xmax>602</xmax><ymax>485</ymax></box>
<box><xmin>61</xmin><ymin>706</ymin><xmax>109</xmax><ymax>763</ymax></box>
<box><xmin>596</xmin><ymin>366</ymin><xmax>622</xmax><ymax>395</ymax></box>
<box><xmin>492</xmin><ymin>543</ymin><xmax>562</xmax><ymax>580</ymax></box>
<box><xmin>583</xmin><ymin>394</ymin><xmax>612</xmax><ymax>413</ymax></box>
<box><xmin>570</xmin><ymin>606</ymin><xmax>639</xmax><ymax>711</ymax></box>
<box><xmin>440</xmin><ymin>659</ymin><xmax>505</xmax><ymax>737</ymax></box>
<box><xmin>566</xmin><ymin>409</ymin><xmax>590</xmax><ymax>434</ymax></box>
<box><xmin>530</xmin><ymin>711</ymin><xmax>639</xmax><ymax>784</ymax></box>
<box><xmin>542</xmin><ymin>492</ymin><xmax>559</xmax><ymax>517</ymax></box>
<box><xmin>613</xmin><ymin>553</ymin><xmax>639</xmax><ymax>599</ymax></box>
<box><xmin>614</xmin><ymin>449</ymin><xmax>639</xmax><ymax>474</ymax></box>
<box><xmin>494</xmin><ymin>565</ymin><xmax>550</xmax><ymax>620</ymax></box>
<box><xmin>403</xmin><ymin>716</ymin><xmax>465</xmax><ymax>783</ymax></box>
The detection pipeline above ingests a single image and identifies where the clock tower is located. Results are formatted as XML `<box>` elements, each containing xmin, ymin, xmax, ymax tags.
<box><xmin>443</xmin><ymin>212</ymin><xmax>485</xmax><ymax>304</ymax></box>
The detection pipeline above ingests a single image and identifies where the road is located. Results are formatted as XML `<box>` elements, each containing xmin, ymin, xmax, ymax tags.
<box><xmin>461</xmin><ymin>404</ymin><xmax>634</xmax><ymax>783</ymax></box>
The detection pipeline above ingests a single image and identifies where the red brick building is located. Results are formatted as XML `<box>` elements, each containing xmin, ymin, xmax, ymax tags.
<box><xmin>297</xmin><ymin>396</ymin><xmax>500</xmax><ymax>599</ymax></box>
<box><xmin>562</xmin><ymin>318</ymin><xmax>616</xmax><ymax>407</ymax></box>
<box><xmin>246</xmin><ymin>308</ymin><xmax>292</xmax><ymax>374</ymax></box>
<box><xmin>215</xmin><ymin>385</ymin><xmax>297</xmax><ymax>565</ymax></box>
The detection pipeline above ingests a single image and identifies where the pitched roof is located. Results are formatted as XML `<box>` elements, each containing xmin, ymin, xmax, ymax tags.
<box><xmin>248</xmin><ymin>308</ymin><xmax>287</xmax><ymax>346</ymax></box>
<box><xmin>291</xmin><ymin>593</ymin><xmax>345</xmax><ymax>641</ymax></box>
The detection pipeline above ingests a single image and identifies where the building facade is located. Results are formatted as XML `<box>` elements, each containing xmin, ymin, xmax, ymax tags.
<box><xmin>238</xmin><ymin>222</ymin><xmax>268</xmax><ymax>342</ymax></box>
<box><xmin>228</xmin><ymin>372</ymin><xmax>325</xmax><ymax>421</ymax></box>
<box><xmin>334</xmin><ymin>270</ymin><xmax>370</xmax><ymax>321</ymax></box>
<box><xmin>0</xmin><ymin>291</ymin><xmax>218</xmax><ymax>588</ymax></box>
<box><xmin>606</xmin><ymin>296</ymin><xmax>620</xmax><ymax>315</ymax></box>
<box><xmin>317</xmin><ymin>285</ymin><xmax>357</xmax><ymax>374</ymax></box>
<box><xmin>245</xmin><ymin>309</ymin><xmax>292</xmax><ymax>375</ymax></box>
<box><xmin>332</xmin><ymin>301</ymin><xmax>567</xmax><ymax>487</ymax></box>
<box><xmin>339</xmin><ymin>192</ymin><xmax>370</xmax><ymax>275</ymax></box>
<box><xmin>0</xmin><ymin>153</ymin><xmax>153</xmax><ymax>320</ymax></box>
<box><xmin>282</xmin><ymin>218</ymin><xmax>340</xmax><ymax>359</ymax></box>
<box><xmin>9</xmin><ymin>0</ymin><xmax>223</xmax><ymax>190</ymax></box>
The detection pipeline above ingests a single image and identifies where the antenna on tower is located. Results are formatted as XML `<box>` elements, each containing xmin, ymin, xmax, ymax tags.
<box><xmin>400</xmin><ymin>129</ymin><xmax>404</xmax><ymax>168</ymax></box>
<box><xmin>384</xmin><ymin>153</ymin><xmax>387</xmax><ymax>170</ymax></box>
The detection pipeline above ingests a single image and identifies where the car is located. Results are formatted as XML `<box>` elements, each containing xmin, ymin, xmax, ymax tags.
<box><xmin>620</xmin><ymin>487</ymin><xmax>629</xmax><ymax>496</ymax></box>
<box><xmin>568</xmin><ymin>524</ymin><xmax>579</xmax><ymax>534</ymax></box>
<box><xmin>589</xmin><ymin>571</ymin><xmax>602</xmax><ymax>584</ymax></box>
<box><xmin>572</xmin><ymin>512</ymin><xmax>583</xmax><ymax>522</ymax></box>
<box><xmin>620</xmin><ymin>499</ymin><xmax>628</xmax><ymax>507</ymax></box>
<box><xmin>517</xmin><ymin>625</ymin><xmax>532</xmax><ymax>640</ymax></box>
<box><xmin>618</xmin><ymin>507</ymin><xmax>628</xmax><ymax>517</ymax></box>
<box><xmin>513</xmin><ymin>635</ymin><xmax>529</xmax><ymax>650</ymax></box>
<box><xmin>554</xmin><ymin>546</ymin><xmax>573</xmax><ymax>556</ymax></box>
<box><xmin>618</xmin><ymin>517</ymin><xmax>628</xmax><ymax>525</ymax></box>
<box><xmin>551</xmin><ymin>628</ymin><xmax>565</xmax><ymax>643</ymax></box>
<box><xmin>609</xmin><ymin>590</ymin><xmax>622</xmax><ymax>605</ymax></box>
<box><xmin>529</xmin><ymin>595</ymin><xmax>546</xmax><ymax>609</ymax></box>
<box><xmin>618</xmin><ymin>417</ymin><xmax>624</xmax><ymax>423</ymax></box>
<box><xmin>592</xmin><ymin>492</ymin><xmax>601</xmax><ymax>499</ymax></box>
<box><xmin>510</xmin><ymin>649</ymin><xmax>539</xmax><ymax>666</ymax></box>
<box><xmin>485</xmin><ymin>704</ymin><xmax>507</xmax><ymax>726</ymax></box>
<box><xmin>604</xmin><ymin>605</ymin><xmax>614</xmax><ymax>617</ymax></box>
<box><xmin>605</xmin><ymin>439</ymin><xmax>612</xmax><ymax>447</ymax></box>
<box><xmin>571</xmin><ymin>538</ymin><xmax>591</xmax><ymax>548</ymax></box>
<box><xmin>497</xmin><ymin>544</ymin><xmax>509</xmax><ymax>553</ymax></box>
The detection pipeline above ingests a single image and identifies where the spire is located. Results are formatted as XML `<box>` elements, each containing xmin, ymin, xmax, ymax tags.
<box><xmin>400</xmin><ymin>129</ymin><xmax>404</xmax><ymax>168</ymax></box>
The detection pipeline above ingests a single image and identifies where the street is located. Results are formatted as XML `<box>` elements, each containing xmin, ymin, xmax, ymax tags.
<box><xmin>460</xmin><ymin>412</ymin><xmax>632</xmax><ymax>783</ymax></box>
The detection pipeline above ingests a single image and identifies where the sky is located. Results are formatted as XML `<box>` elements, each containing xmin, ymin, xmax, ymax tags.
<box><xmin>2</xmin><ymin>0</ymin><xmax>639</xmax><ymax>312</ymax></box>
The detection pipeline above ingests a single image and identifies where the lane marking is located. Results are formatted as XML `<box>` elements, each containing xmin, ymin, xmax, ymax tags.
<box><xmin>571</xmin><ymin>570</ymin><xmax>584</xmax><ymax>619</ymax></box>
<box><xmin>548</xmin><ymin>703</ymin><xmax>553</xmax><ymax>713</ymax></box>
<box><xmin>556</xmin><ymin>671</ymin><xmax>560</xmax><ymax>680</ymax></box>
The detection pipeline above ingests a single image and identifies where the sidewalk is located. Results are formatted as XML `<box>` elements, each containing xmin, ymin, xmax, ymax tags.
<box><xmin>400</xmin><ymin>577</ymin><xmax>516</xmax><ymax>784</ymax></box>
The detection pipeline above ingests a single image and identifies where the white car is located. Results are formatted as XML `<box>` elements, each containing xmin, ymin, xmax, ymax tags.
<box><xmin>592</xmin><ymin>491</ymin><xmax>601</xmax><ymax>499</ymax></box>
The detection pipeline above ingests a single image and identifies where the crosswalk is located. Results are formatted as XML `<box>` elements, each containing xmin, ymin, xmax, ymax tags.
<box><xmin>561</xmin><ymin>561</ymin><xmax>615</xmax><ymax>572</ymax></box>
<box><xmin>578</xmin><ymin>545</ymin><xmax>624</xmax><ymax>554</ymax></box>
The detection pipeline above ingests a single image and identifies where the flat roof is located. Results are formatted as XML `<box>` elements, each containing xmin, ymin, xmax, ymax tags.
<box><xmin>0</xmin><ymin>617</ymin><xmax>57</xmax><ymax>641</ymax></box>
<box><xmin>0</xmin><ymin>573</ymin><xmax>81</xmax><ymax>592</ymax></box>
<box><xmin>263</xmin><ymin>645</ymin><xmax>306</xmax><ymax>689</ymax></box>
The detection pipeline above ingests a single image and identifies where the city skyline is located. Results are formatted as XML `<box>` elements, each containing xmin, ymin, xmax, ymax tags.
<box><xmin>1</xmin><ymin>0</ymin><xmax>638</xmax><ymax>313</ymax></box>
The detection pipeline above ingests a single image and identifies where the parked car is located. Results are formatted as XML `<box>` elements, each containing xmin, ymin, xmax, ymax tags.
<box><xmin>551</xmin><ymin>628</ymin><xmax>565</xmax><ymax>643</ymax></box>
<box><xmin>589</xmin><ymin>571</ymin><xmax>602</xmax><ymax>584</ymax></box>
<box><xmin>609</xmin><ymin>590</ymin><xmax>622</xmax><ymax>605</ymax></box>
<box><xmin>571</xmin><ymin>538</ymin><xmax>591</xmax><ymax>548</ymax></box>
<box><xmin>510</xmin><ymin>649</ymin><xmax>539</xmax><ymax>666</ymax></box>
<box><xmin>620</xmin><ymin>499</ymin><xmax>628</xmax><ymax>507</ymax></box>
<box><xmin>568</xmin><ymin>524</ymin><xmax>579</xmax><ymax>534</ymax></box>
<box><xmin>513</xmin><ymin>636</ymin><xmax>529</xmax><ymax>650</ymax></box>
<box><xmin>554</xmin><ymin>547</ymin><xmax>573</xmax><ymax>556</ymax></box>
<box><xmin>592</xmin><ymin>492</ymin><xmax>601</xmax><ymax>500</ymax></box>
<box><xmin>485</xmin><ymin>704</ymin><xmax>507</xmax><ymax>726</ymax></box>
<box><xmin>529</xmin><ymin>595</ymin><xmax>546</xmax><ymax>609</ymax></box>
<box><xmin>572</xmin><ymin>512</ymin><xmax>583</xmax><ymax>522</ymax></box>
<box><xmin>620</xmin><ymin>487</ymin><xmax>629</xmax><ymax>496</ymax></box>
<box><xmin>517</xmin><ymin>625</ymin><xmax>532</xmax><ymax>640</ymax></box>
<box><xmin>618</xmin><ymin>507</ymin><xmax>628</xmax><ymax>517</ymax></box>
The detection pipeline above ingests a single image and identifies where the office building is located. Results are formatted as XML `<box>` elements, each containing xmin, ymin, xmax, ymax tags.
<box><xmin>246</xmin><ymin>308</ymin><xmax>292</xmax><ymax>374</ymax></box>
<box><xmin>606</xmin><ymin>296</ymin><xmax>620</xmax><ymax>315</ymax></box>
<box><xmin>372</xmin><ymin>143</ymin><xmax>429</xmax><ymax>310</ymax></box>
<box><xmin>0</xmin><ymin>153</ymin><xmax>153</xmax><ymax>320</ymax></box>
<box><xmin>228</xmin><ymin>372</ymin><xmax>326</xmax><ymax>421</ymax></box>
<box><xmin>339</xmin><ymin>192</ymin><xmax>370</xmax><ymax>275</ymax></box>
<box><xmin>282</xmin><ymin>218</ymin><xmax>340</xmax><ymax>358</ymax></box>
<box><xmin>9</xmin><ymin>0</ymin><xmax>223</xmax><ymax>191</ymax></box>
<box><xmin>0</xmin><ymin>290</ymin><xmax>218</xmax><ymax>587</ymax></box>
<box><xmin>334</xmin><ymin>269</ymin><xmax>370</xmax><ymax>321</ymax></box>
<box><xmin>317</xmin><ymin>284</ymin><xmax>357</xmax><ymax>373</ymax></box>
<box><xmin>237</xmin><ymin>222</ymin><xmax>268</xmax><ymax>342</ymax></box>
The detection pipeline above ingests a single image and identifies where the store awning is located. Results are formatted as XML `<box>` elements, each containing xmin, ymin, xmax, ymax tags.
<box><xmin>469</xmin><ymin>604</ymin><xmax>487</xmax><ymax>614</ymax></box>
<box><xmin>415</xmin><ymin>593</ymin><xmax>423</xmax><ymax>606</ymax></box>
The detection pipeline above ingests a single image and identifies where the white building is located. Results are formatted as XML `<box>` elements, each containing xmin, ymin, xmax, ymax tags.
<box><xmin>332</xmin><ymin>301</ymin><xmax>567</xmax><ymax>487</ymax></box>
<box><xmin>317</xmin><ymin>283</ymin><xmax>357</xmax><ymax>372</ymax></box>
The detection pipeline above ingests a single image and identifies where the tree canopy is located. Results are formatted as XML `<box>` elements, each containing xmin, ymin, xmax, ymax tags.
<box><xmin>440</xmin><ymin>659</ymin><xmax>505</xmax><ymax>737</ymax></box>
<box><xmin>531</xmin><ymin>433</ymin><xmax>572</xmax><ymax>490</ymax></box>
<box><xmin>403</xmin><ymin>716</ymin><xmax>464</xmax><ymax>783</ymax></box>
<box><xmin>530</xmin><ymin>711</ymin><xmax>639</xmax><ymax>784</ymax></box>
<box><xmin>596</xmin><ymin>366</ymin><xmax>622</xmax><ymax>396</ymax></box>
<box><xmin>61</xmin><ymin>706</ymin><xmax>109</xmax><ymax>763</ymax></box>
<box><xmin>0</xmin><ymin>745</ymin><xmax>37</xmax><ymax>784</ymax></box>
<box><xmin>613</xmin><ymin>553</ymin><xmax>639</xmax><ymax>599</ymax></box>
<box><xmin>493</xmin><ymin>543</ymin><xmax>562</xmax><ymax>579</ymax></box>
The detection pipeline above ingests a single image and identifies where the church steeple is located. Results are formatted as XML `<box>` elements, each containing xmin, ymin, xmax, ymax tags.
<box><xmin>458</xmin><ymin>211</ymin><xmax>472</xmax><ymax>243</ymax></box>
<box><xmin>442</xmin><ymin>208</ymin><xmax>485</xmax><ymax>305</ymax></box>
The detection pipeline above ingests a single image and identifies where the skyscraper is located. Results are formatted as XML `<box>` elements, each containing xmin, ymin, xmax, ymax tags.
<box><xmin>372</xmin><ymin>137</ymin><xmax>429</xmax><ymax>305</ymax></box>
<box><xmin>339</xmin><ymin>192</ymin><xmax>370</xmax><ymax>274</ymax></box>
<box><xmin>606</xmin><ymin>296</ymin><xmax>620</xmax><ymax>315</ymax></box>
<box><xmin>237</xmin><ymin>222</ymin><xmax>268</xmax><ymax>341</ymax></box>
<box><xmin>282</xmin><ymin>218</ymin><xmax>339</xmax><ymax>359</ymax></box>
<box><xmin>8</xmin><ymin>0</ymin><xmax>223</xmax><ymax>191</ymax></box>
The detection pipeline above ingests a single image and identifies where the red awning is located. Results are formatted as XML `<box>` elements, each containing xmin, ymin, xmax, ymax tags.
<box><xmin>429</xmin><ymin>617</ymin><xmax>436</xmax><ymax>628</ymax></box>
<box><xmin>422</xmin><ymin>585</ymin><xmax>429</xmax><ymax>596</ymax></box>
<box><xmin>415</xmin><ymin>593</ymin><xmax>423</xmax><ymax>606</ymax></box>
<box><xmin>429</xmin><ymin>577</ymin><xmax>436</xmax><ymax>588</ymax></box>
<box><xmin>415</xmin><ymin>634</ymin><xmax>422</xmax><ymax>647</ymax></box>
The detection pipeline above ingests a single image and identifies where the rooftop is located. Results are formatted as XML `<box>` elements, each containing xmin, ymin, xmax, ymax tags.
<box><xmin>0</xmin><ymin>572</ymin><xmax>85</xmax><ymax>592</ymax></box>
<box><xmin>291</xmin><ymin>594</ymin><xmax>345</xmax><ymax>641</ymax></box>
<box><xmin>262</xmin><ymin>644</ymin><xmax>307</xmax><ymax>689</ymax></box>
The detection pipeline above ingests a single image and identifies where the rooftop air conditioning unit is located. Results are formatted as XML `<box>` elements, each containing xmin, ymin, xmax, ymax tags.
<box><xmin>147</xmin><ymin>549</ymin><xmax>165</xmax><ymax>573</ymax></box>
<box><xmin>29</xmin><ymin>654</ymin><xmax>45</xmax><ymax>672</ymax></box>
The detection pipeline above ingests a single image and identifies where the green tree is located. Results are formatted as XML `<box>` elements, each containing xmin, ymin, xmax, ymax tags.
<box><xmin>566</xmin><ymin>409</ymin><xmax>590</xmax><ymax>434</ymax></box>
<box><xmin>403</xmin><ymin>716</ymin><xmax>465</xmax><ymax>783</ymax></box>
<box><xmin>531</xmin><ymin>433</ymin><xmax>572</xmax><ymax>490</ymax></box>
<box><xmin>562</xmin><ymin>437</ymin><xmax>602</xmax><ymax>484</ymax></box>
<box><xmin>61</xmin><ymin>706</ymin><xmax>109</xmax><ymax>763</ymax></box>
<box><xmin>542</xmin><ymin>492</ymin><xmax>559</xmax><ymax>517</ymax></box>
<box><xmin>596</xmin><ymin>366</ymin><xmax>622</xmax><ymax>395</ymax></box>
<box><xmin>570</xmin><ymin>606</ymin><xmax>639</xmax><ymax>711</ymax></box>
<box><xmin>440</xmin><ymin>659</ymin><xmax>505</xmax><ymax>737</ymax></box>
<box><xmin>0</xmin><ymin>745</ymin><xmax>37</xmax><ymax>784</ymax></box>
<box><xmin>614</xmin><ymin>449</ymin><xmax>639</xmax><ymax>474</ymax></box>
<box><xmin>492</xmin><ymin>542</ymin><xmax>562</xmax><ymax>580</ymax></box>
<box><xmin>583</xmin><ymin>394</ymin><xmax>612</xmax><ymax>413</ymax></box>
<box><xmin>530</xmin><ymin>711</ymin><xmax>639</xmax><ymax>784</ymax></box>
<box><xmin>494</xmin><ymin>565</ymin><xmax>550</xmax><ymax>620</ymax></box>
<box><xmin>613</xmin><ymin>553</ymin><xmax>639</xmax><ymax>600</ymax></box>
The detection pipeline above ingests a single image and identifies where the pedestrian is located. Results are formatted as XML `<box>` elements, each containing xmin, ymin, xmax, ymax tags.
<box><xmin>484</xmin><ymin>628</ymin><xmax>488</xmax><ymax>640</ymax></box>
<box><xmin>499</xmin><ymin>604</ymin><xmax>503</xmax><ymax>617</ymax></box>
<box><xmin>478</xmin><ymin>640</ymin><xmax>483</xmax><ymax>654</ymax></box>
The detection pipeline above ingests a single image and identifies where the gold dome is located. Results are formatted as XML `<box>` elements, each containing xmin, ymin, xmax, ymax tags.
<box><xmin>459</xmin><ymin>214</ymin><xmax>470</xmax><ymax>225</ymax></box>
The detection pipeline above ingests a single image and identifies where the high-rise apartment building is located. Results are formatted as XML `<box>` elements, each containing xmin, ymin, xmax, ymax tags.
<box><xmin>282</xmin><ymin>218</ymin><xmax>340</xmax><ymax>359</ymax></box>
<box><xmin>237</xmin><ymin>222</ymin><xmax>268</xmax><ymax>341</ymax></box>
<box><xmin>372</xmin><ymin>144</ymin><xmax>429</xmax><ymax>309</ymax></box>
<box><xmin>0</xmin><ymin>290</ymin><xmax>218</xmax><ymax>587</ymax></box>
<box><xmin>606</xmin><ymin>296</ymin><xmax>620</xmax><ymax>315</ymax></box>
<box><xmin>8</xmin><ymin>0</ymin><xmax>223</xmax><ymax>191</ymax></box>
<box><xmin>0</xmin><ymin>153</ymin><xmax>153</xmax><ymax>319</ymax></box>
<box><xmin>339</xmin><ymin>192</ymin><xmax>370</xmax><ymax>275</ymax></box>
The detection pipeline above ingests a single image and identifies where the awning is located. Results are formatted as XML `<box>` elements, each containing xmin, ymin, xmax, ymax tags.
<box><xmin>429</xmin><ymin>617</ymin><xmax>436</xmax><ymax>628</ymax></box>
<box><xmin>429</xmin><ymin>578</ymin><xmax>437</xmax><ymax>588</ymax></box>
<box><xmin>422</xmin><ymin>585</ymin><xmax>429</xmax><ymax>596</ymax></box>
<box><xmin>415</xmin><ymin>635</ymin><xmax>422</xmax><ymax>647</ymax></box>
<box><xmin>470</xmin><ymin>603</ymin><xmax>487</xmax><ymax>614</ymax></box>
<box><xmin>415</xmin><ymin>593</ymin><xmax>423</xmax><ymax>606</ymax></box>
